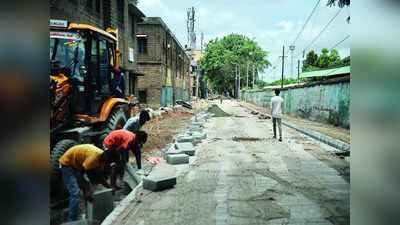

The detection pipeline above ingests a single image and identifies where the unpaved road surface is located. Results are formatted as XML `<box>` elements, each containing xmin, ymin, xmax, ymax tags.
<box><xmin>111</xmin><ymin>100</ymin><xmax>349</xmax><ymax>225</ymax></box>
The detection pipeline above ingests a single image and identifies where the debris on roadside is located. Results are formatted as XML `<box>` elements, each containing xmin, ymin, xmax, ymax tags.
<box><xmin>146</xmin><ymin>157</ymin><xmax>161</xmax><ymax>165</ymax></box>
<box><xmin>234</xmin><ymin>115</ymin><xmax>248</xmax><ymax>118</ymax></box>
<box><xmin>250</xmin><ymin>111</ymin><xmax>259</xmax><ymax>115</ymax></box>
<box><xmin>258</xmin><ymin>114</ymin><xmax>271</xmax><ymax>119</ymax></box>
<box><xmin>232</xmin><ymin>136</ymin><xmax>264</xmax><ymax>142</ymax></box>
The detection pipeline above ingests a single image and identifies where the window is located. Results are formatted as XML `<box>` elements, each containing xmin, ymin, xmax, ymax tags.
<box><xmin>137</xmin><ymin>37</ymin><xmax>147</xmax><ymax>54</ymax></box>
<box><xmin>99</xmin><ymin>39</ymin><xmax>111</xmax><ymax>93</ymax></box>
<box><xmin>138</xmin><ymin>90</ymin><xmax>147</xmax><ymax>103</ymax></box>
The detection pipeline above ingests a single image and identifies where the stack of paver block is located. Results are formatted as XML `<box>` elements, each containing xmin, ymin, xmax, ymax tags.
<box><xmin>143</xmin><ymin>109</ymin><xmax>212</xmax><ymax>192</ymax></box>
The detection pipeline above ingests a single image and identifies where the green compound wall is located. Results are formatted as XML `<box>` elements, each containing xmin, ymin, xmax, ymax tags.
<box><xmin>241</xmin><ymin>80</ymin><xmax>350</xmax><ymax>128</ymax></box>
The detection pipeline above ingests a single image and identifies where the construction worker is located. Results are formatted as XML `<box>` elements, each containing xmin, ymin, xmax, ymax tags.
<box><xmin>123</xmin><ymin>110</ymin><xmax>150</xmax><ymax>134</ymax></box>
<box><xmin>110</xmin><ymin>65</ymin><xmax>126</xmax><ymax>98</ymax></box>
<box><xmin>103</xmin><ymin>129</ymin><xmax>148</xmax><ymax>187</ymax></box>
<box><xmin>59</xmin><ymin>145</ymin><xmax>120</xmax><ymax>221</ymax></box>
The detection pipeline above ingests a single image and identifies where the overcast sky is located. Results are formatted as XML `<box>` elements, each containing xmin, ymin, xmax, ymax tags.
<box><xmin>137</xmin><ymin>0</ymin><xmax>350</xmax><ymax>82</ymax></box>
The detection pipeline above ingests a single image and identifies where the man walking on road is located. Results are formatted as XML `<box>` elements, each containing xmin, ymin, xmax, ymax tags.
<box><xmin>270</xmin><ymin>89</ymin><xmax>284</xmax><ymax>142</ymax></box>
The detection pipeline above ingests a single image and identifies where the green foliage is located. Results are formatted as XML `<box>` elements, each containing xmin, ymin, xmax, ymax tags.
<box><xmin>201</xmin><ymin>34</ymin><xmax>270</xmax><ymax>93</ymax></box>
<box><xmin>327</xmin><ymin>0</ymin><xmax>350</xmax><ymax>23</ymax></box>
<box><xmin>302</xmin><ymin>49</ymin><xmax>350</xmax><ymax>72</ymax></box>
<box><xmin>302</xmin><ymin>50</ymin><xmax>318</xmax><ymax>71</ymax></box>
<box><xmin>327</xmin><ymin>0</ymin><xmax>350</xmax><ymax>8</ymax></box>
<box><xmin>264</xmin><ymin>78</ymin><xmax>307</xmax><ymax>87</ymax></box>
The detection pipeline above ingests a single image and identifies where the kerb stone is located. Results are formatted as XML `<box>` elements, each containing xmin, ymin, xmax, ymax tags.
<box><xmin>61</xmin><ymin>219</ymin><xmax>100</xmax><ymax>225</ymax></box>
<box><xmin>143</xmin><ymin>176</ymin><xmax>177</xmax><ymax>191</ymax></box>
<box><xmin>87</xmin><ymin>189</ymin><xmax>113</xmax><ymax>222</ymax></box>
<box><xmin>175</xmin><ymin>143</ymin><xmax>196</xmax><ymax>156</ymax></box>
<box><xmin>177</xmin><ymin>136</ymin><xmax>194</xmax><ymax>143</ymax></box>
<box><xmin>175</xmin><ymin>142</ymin><xmax>194</xmax><ymax>150</ymax></box>
<box><xmin>192</xmin><ymin>132</ymin><xmax>207</xmax><ymax>140</ymax></box>
<box><xmin>167</xmin><ymin>154</ymin><xmax>189</xmax><ymax>165</ymax></box>
<box><xmin>166</xmin><ymin>149</ymin><xmax>184</xmax><ymax>155</ymax></box>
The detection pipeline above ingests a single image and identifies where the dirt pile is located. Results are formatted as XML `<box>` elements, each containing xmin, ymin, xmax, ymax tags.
<box><xmin>207</xmin><ymin>104</ymin><xmax>231</xmax><ymax>117</ymax></box>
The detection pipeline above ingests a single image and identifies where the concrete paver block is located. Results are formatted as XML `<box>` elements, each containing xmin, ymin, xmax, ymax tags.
<box><xmin>175</xmin><ymin>142</ymin><xmax>196</xmax><ymax>156</ymax></box>
<box><xmin>175</xmin><ymin>142</ymin><xmax>194</xmax><ymax>150</ymax></box>
<box><xmin>61</xmin><ymin>219</ymin><xmax>100</xmax><ymax>225</ymax></box>
<box><xmin>87</xmin><ymin>189</ymin><xmax>113</xmax><ymax>222</ymax></box>
<box><xmin>177</xmin><ymin>135</ymin><xmax>194</xmax><ymax>143</ymax></box>
<box><xmin>143</xmin><ymin>175</ymin><xmax>177</xmax><ymax>191</ymax></box>
<box><xmin>192</xmin><ymin>132</ymin><xmax>207</xmax><ymax>140</ymax></box>
<box><xmin>166</xmin><ymin>154</ymin><xmax>189</xmax><ymax>165</ymax></box>
<box><xmin>166</xmin><ymin>149</ymin><xmax>184</xmax><ymax>155</ymax></box>
<box><xmin>190</xmin><ymin>121</ymin><xmax>204</xmax><ymax>127</ymax></box>
<box><xmin>183</xmin><ymin>148</ymin><xmax>196</xmax><ymax>156</ymax></box>
<box><xmin>189</xmin><ymin>125</ymin><xmax>202</xmax><ymax>132</ymax></box>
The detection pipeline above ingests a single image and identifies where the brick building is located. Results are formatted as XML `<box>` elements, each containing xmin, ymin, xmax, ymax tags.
<box><xmin>136</xmin><ymin>17</ymin><xmax>191</xmax><ymax>108</ymax></box>
<box><xmin>50</xmin><ymin>0</ymin><xmax>145</xmax><ymax>96</ymax></box>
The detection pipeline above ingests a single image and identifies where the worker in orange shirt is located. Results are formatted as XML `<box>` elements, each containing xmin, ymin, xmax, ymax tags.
<box><xmin>103</xmin><ymin>129</ymin><xmax>148</xmax><ymax>188</ymax></box>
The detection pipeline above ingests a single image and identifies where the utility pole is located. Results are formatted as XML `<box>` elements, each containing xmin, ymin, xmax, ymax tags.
<box><xmin>297</xmin><ymin>60</ymin><xmax>300</xmax><ymax>84</ymax></box>
<box><xmin>201</xmin><ymin>32</ymin><xmax>204</xmax><ymax>53</ymax></box>
<box><xmin>253</xmin><ymin>64</ymin><xmax>255</xmax><ymax>88</ymax></box>
<box><xmin>289</xmin><ymin>45</ymin><xmax>295</xmax><ymax>78</ymax></box>
<box><xmin>246</xmin><ymin>62</ymin><xmax>249</xmax><ymax>90</ymax></box>
<box><xmin>238</xmin><ymin>64</ymin><xmax>241</xmax><ymax>99</ymax></box>
<box><xmin>234</xmin><ymin>64</ymin><xmax>237</xmax><ymax>98</ymax></box>
<box><xmin>280</xmin><ymin>45</ymin><xmax>287</xmax><ymax>88</ymax></box>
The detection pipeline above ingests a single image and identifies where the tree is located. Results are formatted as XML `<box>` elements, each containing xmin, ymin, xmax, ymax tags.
<box><xmin>341</xmin><ymin>56</ymin><xmax>350</xmax><ymax>66</ymax></box>
<box><xmin>327</xmin><ymin>0</ymin><xmax>350</xmax><ymax>23</ymax></box>
<box><xmin>327</xmin><ymin>0</ymin><xmax>350</xmax><ymax>8</ymax></box>
<box><xmin>200</xmin><ymin>34</ymin><xmax>270</xmax><ymax>94</ymax></box>
<box><xmin>302</xmin><ymin>50</ymin><xmax>318</xmax><ymax>71</ymax></box>
<box><xmin>303</xmin><ymin>48</ymin><xmax>349</xmax><ymax>72</ymax></box>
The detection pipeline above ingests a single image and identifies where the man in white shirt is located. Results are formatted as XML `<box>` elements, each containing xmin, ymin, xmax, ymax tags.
<box><xmin>270</xmin><ymin>89</ymin><xmax>284</xmax><ymax>142</ymax></box>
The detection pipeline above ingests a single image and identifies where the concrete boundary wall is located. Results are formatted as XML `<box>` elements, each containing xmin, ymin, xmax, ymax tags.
<box><xmin>242</xmin><ymin>79</ymin><xmax>350</xmax><ymax>128</ymax></box>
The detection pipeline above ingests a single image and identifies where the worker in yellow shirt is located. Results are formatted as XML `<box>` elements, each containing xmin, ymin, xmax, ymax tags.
<box><xmin>59</xmin><ymin>144</ymin><xmax>119</xmax><ymax>221</ymax></box>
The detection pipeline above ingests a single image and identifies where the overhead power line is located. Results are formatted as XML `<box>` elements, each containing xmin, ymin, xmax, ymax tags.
<box><xmin>290</xmin><ymin>0</ymin><xmax>322</xmax><ymax>46</ymax></box>
<box><xmin>296</xmin><ymin>8</ymin><xmax>343</xmax><ymax>57</ymax></box>
<box><xmin>330</xmin><ymin>34</ymin><xmax>350</xmax><ymax>50</ymax></box>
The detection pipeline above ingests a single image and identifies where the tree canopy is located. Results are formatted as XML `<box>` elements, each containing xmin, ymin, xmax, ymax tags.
<box><xmin>302</xmin><ymin>48</ymin><xmax>350</xmax><ymax>72</ymax></box>
<box><xmin>327</xmin><ymin>0</ymin><xmax>350</xmax><ymax>8</ymax></box>
<box><xmin>200</xmin><ymin>34</ymin><xmax>270</xmax><ymax>95</ymax></box>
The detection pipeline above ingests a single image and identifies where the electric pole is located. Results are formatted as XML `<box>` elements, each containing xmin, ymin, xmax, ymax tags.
<box><xmin>289</xmin><ymin>45</ymin><xmax>295</xmax><ymax>78</ymax></box>
<box><xmin>297</xmin><ymin>60</ymin><xmax>300</xmax><ymax>84</ymax></box>
<box><xmin>280</xmin><ymin>45</ymin><xmax>287</xmax><ymax>88</ymax></box>
<box><xmin>238</xmin><ymin>64</ymin><xmax>241</xmax><ymax>99</ymax></box>
<box><xmin>252</xmin><ymin>64</ymin><xmax>255</xmax><ymax>88</ymax></box>
<box><xmin>246</xmin><ymin>61</ymin><xmax>249</xmax><ymax>90</ymax></box>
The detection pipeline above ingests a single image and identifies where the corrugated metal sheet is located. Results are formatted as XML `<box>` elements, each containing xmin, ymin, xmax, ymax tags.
<box><xmin>300</xmin><ymin>66</ymin><xmax>350</xmax><ymax>78</ymax></box>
